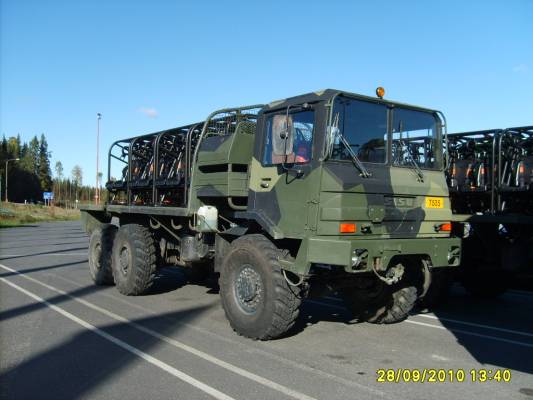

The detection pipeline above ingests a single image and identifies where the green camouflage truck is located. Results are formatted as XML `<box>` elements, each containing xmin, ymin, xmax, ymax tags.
<box><xmin>80</xmin><ymin>89</ymin><xmax>461</xmax><ymax>339</ymax></box>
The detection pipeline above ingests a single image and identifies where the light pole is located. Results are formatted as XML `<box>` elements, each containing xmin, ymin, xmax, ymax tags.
<box><xmin>96</xmin><ymin>112</ymin><xmax>101</xmax><ymax>204</ymax></box>
<box><xmin>5</xmin><ymin>158</ymin><xmax>20</xmax><ymax>203</ymax></box>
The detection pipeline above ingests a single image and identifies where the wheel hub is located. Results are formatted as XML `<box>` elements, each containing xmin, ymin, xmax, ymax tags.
<box><xmin>119</xmin><ymin>246</ymin><xmax>130</xmax><ymax>275</ymax></box>
<box><xmin>235</xmin><ymin>265</ymin><xmax>262</xmax><ymax>313</ymax></box>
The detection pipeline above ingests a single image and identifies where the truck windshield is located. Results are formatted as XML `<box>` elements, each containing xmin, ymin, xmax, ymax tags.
<box><xmin>329</xmin><ymin>96</ymin><xmax>387</xmax><ymax>163</ymax></box>
<box><xmin>328</xmin><ymin>95</ymin><xmax>442</xmax><ymax>170</ymax></box>
<box><xmin>391</xmin><ymin>107</ymin><xmax>442</xmax><ymax>170</ymax></box>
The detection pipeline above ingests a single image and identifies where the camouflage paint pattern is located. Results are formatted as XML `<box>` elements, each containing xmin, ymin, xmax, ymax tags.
<box><xmin>82</xmin><ymin>89</ymin><xmax>461</xmax><ymax>276</ymax></box>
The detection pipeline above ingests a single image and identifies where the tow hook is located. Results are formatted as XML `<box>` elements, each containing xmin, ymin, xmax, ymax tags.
<box><xmin>373</xmin><ymin>262</ymin><xmax>405</xmax><ymax>285</ymax></box>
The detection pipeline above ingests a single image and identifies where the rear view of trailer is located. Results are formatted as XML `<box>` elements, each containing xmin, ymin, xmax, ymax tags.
<box><xmin>446</xmin><ymin>126</ymin><xmax>533</xmax><ymax>296</ymax></box>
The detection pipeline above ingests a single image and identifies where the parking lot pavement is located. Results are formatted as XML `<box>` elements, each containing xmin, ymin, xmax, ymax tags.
<box><xmin>1</xmin><ymin>221</ymin><xmax>532</xmax><ymax>400</ymax></box>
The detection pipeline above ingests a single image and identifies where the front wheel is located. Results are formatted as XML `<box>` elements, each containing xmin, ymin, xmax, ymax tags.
<box><xmin>219</xmin><ymin>234</ymin><xmax>301</xmax><ymax>340</ymax></box>
<box><xmin>342</xmin><ymin>260</ymin><xmax>424</xmax><ymax>324</ymax></box>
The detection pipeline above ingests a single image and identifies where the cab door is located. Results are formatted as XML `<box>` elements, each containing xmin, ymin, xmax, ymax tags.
<box><xmin>247</xmin><ymin>105</ymin><xmax>321</xmax><ymax>239</ymax></box>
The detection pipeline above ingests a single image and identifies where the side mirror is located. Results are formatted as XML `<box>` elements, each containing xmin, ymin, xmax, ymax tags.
<box><xmin>272</xmin><ymin>114</ymin><xmax>293</xmax><ymax>156</ymax></box>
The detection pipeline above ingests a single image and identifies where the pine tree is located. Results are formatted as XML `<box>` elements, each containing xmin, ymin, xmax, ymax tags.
<box><xmin>38</xmin><ymin>134</ymin><xmax>53</xmax><ymax>191</ymax></box>
<box><xmin>28</xmin><ymin>136</ymin><xmax>40</xmax><ymax>175</ymax></box>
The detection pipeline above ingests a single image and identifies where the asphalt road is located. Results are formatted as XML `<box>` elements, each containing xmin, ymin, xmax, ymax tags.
<box><xmin>1</xmin><ymin>221</ymin><xmax>532</xmax><ymax>400</ymax></box>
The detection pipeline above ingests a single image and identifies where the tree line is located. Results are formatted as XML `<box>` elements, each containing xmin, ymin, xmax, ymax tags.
<box><xmin>0</xmin><ymin>134</ymin><xmax>97</xmax><ymax>205</ymax></box>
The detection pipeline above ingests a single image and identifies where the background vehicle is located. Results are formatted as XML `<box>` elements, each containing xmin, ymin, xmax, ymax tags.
<box><xmin>81</xmin><ymin>89</ymin><xmax>460</xmax><ymax>339</ymax></box>
<box><xmin>444</xmin><ymin>126</ymin><xmax>533</xmax><ymax>298</ymax></box>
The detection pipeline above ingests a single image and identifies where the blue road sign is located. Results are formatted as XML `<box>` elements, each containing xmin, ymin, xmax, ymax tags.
<box><xmin>43</xmin><ymin>192</ymin><xmax>54</xmax><ymax>200</ymax></box>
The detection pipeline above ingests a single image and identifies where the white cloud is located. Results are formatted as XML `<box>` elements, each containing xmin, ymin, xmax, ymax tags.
<box><xmin>138</xmin><ymin>107</ymin><xmax>158</xmax><ymax>118</ymax></box>
<box><xmin>512</xmin><ymin>64</ymin><xmax>528</xmax><ymax>73</ymax></box>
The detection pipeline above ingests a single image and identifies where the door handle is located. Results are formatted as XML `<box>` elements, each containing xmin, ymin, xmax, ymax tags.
<box><xmin>260</xmin><ymin>178</ymin><xmax>271</xmax><ymax>188</ymax></box>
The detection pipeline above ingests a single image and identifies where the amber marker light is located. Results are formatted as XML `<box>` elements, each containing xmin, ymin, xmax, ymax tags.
<box><xmin>436</xmin><ymin>222</ymin><xmax>452</xmax><ymax>232</ymax></box>
<box><xmin>340</xmin><ymin>223</ymin><xmax>357</xmax><ymax>233</ymax></box>
<box><xmin>376</xmin><ymin>87</ymin><xmax>385</xmax><ymax>99</ymax></box>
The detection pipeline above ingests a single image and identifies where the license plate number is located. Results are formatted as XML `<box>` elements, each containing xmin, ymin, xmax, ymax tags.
<box><xmin>426</xmin><ymin>197</ymin><xmax>444</xmax><ymax>209</ymax></box>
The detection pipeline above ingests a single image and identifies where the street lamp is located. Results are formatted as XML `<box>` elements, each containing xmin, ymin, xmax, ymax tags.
<box><xmin>5</xmin><ymin>158</ymin><xmax>20</xmax><ymax>202</ymax></box>
<box><xmin>96</xmin><ymin>112</ymin><xmax>101</xmax><ymax>205</ymax></box>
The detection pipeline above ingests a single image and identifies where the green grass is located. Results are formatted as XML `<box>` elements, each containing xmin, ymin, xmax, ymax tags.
<box><xmin>0</xmin><ymin>203</ymin><xmax>80</xmax><ymax>228</ymax></box>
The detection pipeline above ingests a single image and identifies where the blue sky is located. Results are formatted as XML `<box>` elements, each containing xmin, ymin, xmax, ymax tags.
<box><xmin>1</xmin><ymin>0</ymin><xmax>532</xmax><ymax>185</ymax></box>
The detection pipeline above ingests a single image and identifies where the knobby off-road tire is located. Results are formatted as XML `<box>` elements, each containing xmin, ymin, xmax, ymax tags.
<box><xmin>219</xmin><ymin>234</ymin><xmax>301</xmax><ymax>340</ymax></box>
<box><xmin>88</xmin><ymin>224</ymin><xmax>117</xmax><ymax>285</ymax></box>
<box><xmin>343</xmin><ymin>261</ymin><xmax>423</xmax><ymax>324</ymax></box>
<box><xmin>112</xmin><ymin>224</ymin><xmax>157</xmax><ymax>296</ymax></box>
<box><xmin>418</xmin><ymin>268</ymin><xmax>454</xmax><ymax>309</ymax></box>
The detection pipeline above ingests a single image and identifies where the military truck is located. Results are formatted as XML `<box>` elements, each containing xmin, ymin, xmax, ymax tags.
<box><xmin>80</xmin><ymin>89</ymin><xmax>461</xmax><ymax>340</ymax></box>
<box><xmin>444</xmin><ymin>126</ymin><xmax>533</xmax><ymax>297</ymax></box>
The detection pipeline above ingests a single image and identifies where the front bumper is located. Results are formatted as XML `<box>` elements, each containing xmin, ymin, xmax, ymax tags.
<box><xmin>306</xmin><ymin>236</ymin><xmax>461</xmax><ymax>273</ymax></box>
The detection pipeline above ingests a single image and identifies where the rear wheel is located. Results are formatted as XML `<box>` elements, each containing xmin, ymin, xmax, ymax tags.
<box><xmin>88</xmin><ymin>224</ymin><xmax>117</xmax><ymax>285</ymax></box>
<box><xmin>112</xmin><ymin>224</ymin><xmax>157</xmax><ymax>296</ymax></box>
<box><xmin>343</xmin><ymin>260</ymin><xmax>424</xmax><ymax>323</ymax></box>
<box><xmin>219</xmin><ymin>234</ymin><xmax>301</xmax><ymax>340</ymax></box>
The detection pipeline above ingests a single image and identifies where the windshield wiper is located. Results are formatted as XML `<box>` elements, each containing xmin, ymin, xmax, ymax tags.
<box><xmin>395</xmin><ymin>121</ymin><xmax>424</xmax><ymax>182</ymax></box>
<box><xmin>331</xmin><ymin>112</ymin><xmax>371</xmax><ymax>178</ymax></box>
<box><xmin>400</xmin><ymin>139</ymin><xmax>424</xmax><ymax>181</ymax></box>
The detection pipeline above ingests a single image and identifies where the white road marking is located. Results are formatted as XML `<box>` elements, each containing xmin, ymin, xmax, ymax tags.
<box><xmin>414</xmin><ymin>313</ymin><xmax>533</xmax><ymax>338</ymax></box>
<box><xmin>49</xmin><ymin>273</ymin><xmax>390</xmax><ymax>398</ymax></box>
<box><xmin>309</xmin><ymin>299</ymin><xmax>533</xmax><ymax>348</ymax></box>
<box><xmin>430</xmin><ymin>354</ymin><xmax>450</xmax><ymax>361</ymax></box>
<box><xmin>405</xmin><ymin>319</ymin><xmax>533</xmax><ymax>348</ymax></box>
<box><xmin>0</xmin><ymin>277</ymin><xmax>236</xmax><ymax>400</ymax></box>
<box><xmin>0</xmin><ymin>263</ymin><xmax>317</xmax><ymax>400</ymax></box>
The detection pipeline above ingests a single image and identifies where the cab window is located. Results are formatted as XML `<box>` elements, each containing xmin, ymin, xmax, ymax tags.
<box><xmin>330</xmin><ymin>96</ymin><xmax>387</xmax><ymax>163</ymax></box>
<box><xmin>262</xmin><ymin>110</ymin><xmax>314</xmax><ymax>165</ymax></box>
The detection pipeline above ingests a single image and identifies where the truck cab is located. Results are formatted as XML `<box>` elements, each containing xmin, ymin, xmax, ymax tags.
<box><xmin>241</xmin><ymin>89</ymin><xmax>460</xmax><ymax>276</ymax></box>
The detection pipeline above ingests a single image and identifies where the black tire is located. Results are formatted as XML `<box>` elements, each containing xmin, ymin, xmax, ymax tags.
<box><xmin>419</xmin><ymin>269</ymin><xmax>454</xmax><ymax>309</ymax></box>
<box><xmin>219</xmin><ymin>234</ymin><xmax>301</xmax><ymax>340</ymax></box>
<box><xmin>343</xmin><ymin>260</ymin><xmax>423</xmax><ymax>324</ymax></box>
<box><xmin>111</xmin><ymin>224</ymin><xmax>157</xmax><ymax>296</ymax></box>
<box><xmin>88</xmin><ymin>224</ymin><xmax>117</xmax><ymax>285</ymax></box>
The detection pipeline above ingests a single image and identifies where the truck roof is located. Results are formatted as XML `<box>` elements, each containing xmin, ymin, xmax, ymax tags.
<box><xmin>264</xmin><ymin>88</ymin><xmax>440</xmax><ymax>114</ymax></box>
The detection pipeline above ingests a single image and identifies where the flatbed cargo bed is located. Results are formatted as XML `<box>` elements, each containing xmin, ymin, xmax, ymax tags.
<box><xmin>80</xmin><ymin>204</ymin><xmax>191</xmax><ymax>217</ymax></box>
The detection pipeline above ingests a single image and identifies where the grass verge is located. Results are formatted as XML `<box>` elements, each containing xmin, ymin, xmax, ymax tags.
<box><xmin>0</xmin><ymin>203</ymin><xmax>80</xmax><ymax>228</ymax></box>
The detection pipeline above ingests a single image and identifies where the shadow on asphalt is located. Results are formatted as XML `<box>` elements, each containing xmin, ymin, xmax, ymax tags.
<box><xmin>292</xmin><ymin>289</ymin><xmax>533</xmax><ymax>376</ymax></box>
<box><xmin>0</xmin><ymin>304</ymin><xmax>212</xmax><ymax>399</ymax></box>
<box><xmin>148</xmin><ymin>268</ymin><xmax>188</xmax><ymax>295</ymax></box>
<box><xmin>0</xmin><ymin>247</ymin><xmax>88</xmax><ymax>260</ymax></box>
<box><xmin>424</xmin><ymin>289</ymin><xmax>533</xmax><ymax>376</ymax></box>
<box><xmin>0</xmin><ymin>282</ymin><xmax>107</xmax><ymax>323</ymax></box>
<box><xmin>0</xmin><ymin>260</ymin><xmax>87</xmax><ymax>280</ymax></box>
<box><xmin>2</xmin><ymin>221</ymin><xmax>532</xmax><ymax>386</ymax></box>
<box><xmin>0</xmin><ymin>242</ymin><xmax>87</xmax><ymax>250</ymax></box>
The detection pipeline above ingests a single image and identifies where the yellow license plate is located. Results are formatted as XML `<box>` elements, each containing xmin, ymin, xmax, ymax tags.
<box><xmin>425</xmin><ymin>197</ymin><xmax>444</xmax><ymax>209</ymax></box>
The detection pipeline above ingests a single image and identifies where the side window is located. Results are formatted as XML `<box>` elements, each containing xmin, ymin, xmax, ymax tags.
<box><xmin>262</xmin><ymin>110</ymin><xmax>314</xmax><ymax>165</ymax></box>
